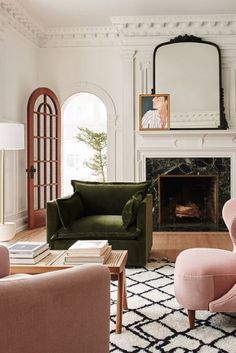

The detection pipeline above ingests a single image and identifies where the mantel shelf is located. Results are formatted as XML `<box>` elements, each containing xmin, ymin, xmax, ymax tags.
<box><xmin>136</xmin><ymin>129</ymin><xmax>236</xmax><ymax>137</ymax></box>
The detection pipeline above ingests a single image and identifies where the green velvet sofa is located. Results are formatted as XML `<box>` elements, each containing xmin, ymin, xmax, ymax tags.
<box><xmin>46</xmin><ymin>181</ymin><xmax>153</xmax><ymax>267</ymax></box>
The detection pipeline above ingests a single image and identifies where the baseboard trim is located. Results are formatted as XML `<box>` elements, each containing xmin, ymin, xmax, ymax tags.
<box><xmin>5</xmin><ymin>210</ymin><xmax>28</xmax><ymax>233</ymax></box>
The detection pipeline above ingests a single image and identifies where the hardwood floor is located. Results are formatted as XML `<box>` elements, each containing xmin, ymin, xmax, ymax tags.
<box><xmin>5</xmin><ymin>228</ymin><xmax>232</xmax><ymax>262</ymax></box>
<box><xmin>150</xmin><ymin>231</ymin><xmax>232</xmax><ymax>261</ymax></box>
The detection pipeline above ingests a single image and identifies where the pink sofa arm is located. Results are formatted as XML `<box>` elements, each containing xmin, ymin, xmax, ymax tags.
<box><xmin>209</xmin><ymin>283</ymin><xmax>236</xmax><ymax>312</ymax></box>
<box><xmin>0</xmin><ymin>264</ymin><xmax>110</xmax><ymax>353</ymax></box>
<box><xmin>0</xmin><ymin>245</ymin><xmax>10</xmax><ymax>278</ymax></box>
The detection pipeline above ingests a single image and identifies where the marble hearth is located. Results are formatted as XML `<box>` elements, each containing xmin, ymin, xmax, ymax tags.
<box><xmin>136</xmin><ymin>130</ymin><xmax>236</xmax><ymax>231</ymax></box>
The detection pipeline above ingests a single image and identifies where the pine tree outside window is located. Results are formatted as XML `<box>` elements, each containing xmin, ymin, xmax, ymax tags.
<box><xmin>62</xmin><ymin>93</ymin><xmax>107</xmax><ymax>196</ymax></box>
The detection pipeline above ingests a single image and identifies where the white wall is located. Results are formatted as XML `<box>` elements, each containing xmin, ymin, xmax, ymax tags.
<box><xmin>38</xmin><ymin>46</ymin><xmax>124</xmax><ymax>181</ymax></box>
<box><xmin>0</xmin><ymin>25</ymin><xmax>39</xmax><ymax>230</ymax></box>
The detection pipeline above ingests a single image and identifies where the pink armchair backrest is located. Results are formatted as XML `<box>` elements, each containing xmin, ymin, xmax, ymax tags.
<box><xmin>0</xmin><ymin>245</ymin><xmax>10</xmax><ymax>278</ymax></box>
<box><xmin>222</xmin><ymin>198</ymin><xmax>236</xmax><ymax>252</ymax></box>
<box><xmin>0</xmin><ymin>252</ymin><xmax>110</xmax><ymax>353</ymax></box>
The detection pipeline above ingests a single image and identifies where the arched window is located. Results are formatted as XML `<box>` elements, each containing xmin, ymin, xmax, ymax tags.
<box><xmin>62</xmin><ymin>92</ymin><xmax>107</xmax><ymax>195</ymax></box>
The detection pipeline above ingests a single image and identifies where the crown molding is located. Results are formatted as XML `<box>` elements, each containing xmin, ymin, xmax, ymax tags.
<box><xmin>0</xmin><ymin>0</ymin><xmax>42</xmax><ymax>44</ymax></box>
<box><xmin>1</xmin><ymin>3</ymin><xmax>236</xmax><ymax>47</ymax></box>
<box><xmin>110</xmin><ymin>15</ymin><xmax>236</xmax><ymax>37</ymax></box>
<box><xmin>111</xmin><ymin>14</ymin><xmax>236</xmax><ymax>25</ymax></box>
<box><xmin>39</xmin><ymin>26</ymin><xmax>120</xmax><ymax>47</ymax></box>
<box><xmin>40</xmin><ymin>14</ymin><xmax>236</xmax><ymax>47</ymax></box>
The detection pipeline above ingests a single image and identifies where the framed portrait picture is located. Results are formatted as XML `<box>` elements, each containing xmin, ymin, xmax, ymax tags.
<box><xmin>139</xmin><ymin>94</ymin><xmax>170</xmax><ymax>131</ymax></box>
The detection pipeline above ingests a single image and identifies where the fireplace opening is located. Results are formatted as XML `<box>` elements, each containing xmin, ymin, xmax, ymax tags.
<box><xmin>146</xmin><ymin>157</ymin><xmax>230</xmax><ymax>231</ymax></box>
<box><xmin>158</xmin><ymin>175</ymin><xmax>219</xmax><ymax>229</ymax></box>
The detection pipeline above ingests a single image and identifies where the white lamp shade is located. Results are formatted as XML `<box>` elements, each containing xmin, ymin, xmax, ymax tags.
<box><xmin>0</xmin><ymin>123</ymin><xmax>24</xmax><ymax>150</ymax></box>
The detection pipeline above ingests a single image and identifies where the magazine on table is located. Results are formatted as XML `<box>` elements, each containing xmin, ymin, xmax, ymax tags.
<box><xmin>8</xmin><ymin>242</ymin><xmax>49</xmax><ymax>258</ymax></box>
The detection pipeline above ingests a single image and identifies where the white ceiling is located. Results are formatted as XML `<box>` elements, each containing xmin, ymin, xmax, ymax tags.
<box><xmin>18</xmin><ymin>0</ymin><xmax>236</xmax><ymax>29</ymax></box>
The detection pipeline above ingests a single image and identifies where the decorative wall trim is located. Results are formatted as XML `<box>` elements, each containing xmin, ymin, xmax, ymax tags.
<box><xmin>0</xmin><ymin>13</ymin><xmax>4</xmax><ymax>40</ymax></box>
<box><xmin>111</xmin><ymin>15</ymin><xmax>236</xmax><ymax>37</ymax></box>
<box><xmin>138</xmin><ymin>59</ymin><xmax>151</xmax><ymax>94</ymax></box>
<box><xmin>111</xmin><ymin>14</ymin><xmax>236</xmax><ymax>24</ymax></box>
<box><xmin>5</xmin><ymin>209</ymin><xmax>27</xmax><ymax>232</ymax></box>
<box><xmin>1</xmin><ymin>3</ymin><xmax>236</xmax><ymax>47</ymax></box>
<box><xmin>136</xmin><ymin>130</ymin><xmax>236</xmax><ymax>155</ymax></box>
<box><xmin>121</xmin><ymin>49</ymin><xmax>136</xmax><ymax>180</ymax></box>
<box><xmin>171</xmin><ymin>111</ymin><xmax>219</xmax><ymax>128</ymax></box>
<box><xmin>59</xmin><ymin>81</ymin><xmax>117</xmax><ymax>119</ymax></box>
<box><xmin>40</xmin><ymin>14</ymin><xmax>236</xmax><ymax>47</ymax></box>
<box><xmin>0</xmin><ymin>0</ymin><xmax>42</xmax><ymax>44</ymax></box>
<box><xmin>39</xmin><ymin>26</ymin><xmax>120</xmax><ymax>47</ymax></box>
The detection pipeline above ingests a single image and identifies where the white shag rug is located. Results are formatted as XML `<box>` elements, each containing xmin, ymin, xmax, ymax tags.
<box><xmin>110</xmin><ymin>262</ymin><xmax>236</xmax><ymax>353</ymax></box>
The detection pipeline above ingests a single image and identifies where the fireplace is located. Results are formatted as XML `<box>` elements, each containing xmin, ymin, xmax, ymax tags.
<box><xmin>158</xmin><ymin>175</ymin><xmax>219</xmax><ymax>229</ymax></box>
<box><xmin>146</xmin><ymin>157</ymin><xmax>230</xmax><ymax>231</ymax></box>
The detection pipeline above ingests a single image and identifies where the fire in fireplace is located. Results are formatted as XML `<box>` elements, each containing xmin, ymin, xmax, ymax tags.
<box><xmin>175</xmin><ymin>202</ymin><xmax>202</xmax><ymax>219</ymax></box>
<box><xmin>158</xmin><ymin>175</ymin><xmax>219</xmax><ymax>228</ymax></box>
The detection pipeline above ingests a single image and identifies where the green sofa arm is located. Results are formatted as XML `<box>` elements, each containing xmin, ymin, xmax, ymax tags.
<box><xmin>136</xmin><ymin>193</ymin><xmax>153</xmax><ymax>258</ymax></box>
<box><xmin>137</xmin><ymin>194</ymin><xmax>153</xmax><ymax>231</ymax></box>
<box><xmin>46</xmin><ymin>200</ymin><xmax>62</xmax><ymax>248</ymax></box>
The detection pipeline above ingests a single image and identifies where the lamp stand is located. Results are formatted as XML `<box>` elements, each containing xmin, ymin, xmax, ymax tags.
<box><xmin>0</xmin><ymin>149</ymin><xmax>16</xmax><ymax>241</ymax></box>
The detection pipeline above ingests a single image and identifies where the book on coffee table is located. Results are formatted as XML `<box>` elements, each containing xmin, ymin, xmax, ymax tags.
<box><xmin>8</xmin><ymin>242</ymin><xmax>49</xmax><ymax>258</ymax></box>
<box><xmin>9</xmin><ymin>249</ymin><xmax>51</xmax><ymax>264</ymax></box>
<box><xmin>67</xmin><ymin>240</ymin><xmax>108</xmax><ymax>256</ymax></box>
<box><xmin>64</xmin><ymin>245</ymin><xmax>112</xmax><ymax>265</ymax></box>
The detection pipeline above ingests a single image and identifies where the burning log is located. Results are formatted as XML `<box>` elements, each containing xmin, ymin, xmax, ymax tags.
<box><xmin>176</xmin><ymin>202</ymin><xmax>201</xmax><ymax>218</ymax></box>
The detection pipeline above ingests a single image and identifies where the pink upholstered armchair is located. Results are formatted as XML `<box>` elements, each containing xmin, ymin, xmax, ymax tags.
<box><xmin>0</xmin><ymin>245</ymin><xmax>110</xmax><ymax>353</ymax></box>
<box><xmin>174</xmin><ymin>198</ymin><xmax>236</xmax><ymax>328</ymax></box>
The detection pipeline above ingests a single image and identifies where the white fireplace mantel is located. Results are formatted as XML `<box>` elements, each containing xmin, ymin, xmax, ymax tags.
<box><xmin>136</xmin><ymin>129</ymin><xmax>236</xmax><ymax>197</ymax></box>
<box><xmin>136</xmin><ymin>129</ymin><xmax>236</xmax><ymax>150</ymax></box>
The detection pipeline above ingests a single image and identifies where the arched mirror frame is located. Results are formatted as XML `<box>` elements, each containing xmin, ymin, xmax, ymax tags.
<box><xmin>152</xmin><ymin>34</ymin><xmax>228</xmax><ymax>130</ymax></box>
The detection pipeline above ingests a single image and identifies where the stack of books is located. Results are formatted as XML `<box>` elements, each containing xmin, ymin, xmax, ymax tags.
<box><xmin>9</xmin><ymin>242</ymin><xmax>50</xmax><ymax>264</ymax></box>
<box><xmin>64</xmin><ymin>240</ymin><xmax>111</xmax><ymax>265</ymax></box>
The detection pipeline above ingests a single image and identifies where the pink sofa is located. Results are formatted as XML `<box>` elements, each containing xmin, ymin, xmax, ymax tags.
<box><xmin>0</xmin><ymin>245</ymin><xmax>110</xmax><ymax>353</ymax></box>
<box><xmin>174</xmin><ymin>198</ymin><xmax>236</xmax><ymax>328</ymax></box>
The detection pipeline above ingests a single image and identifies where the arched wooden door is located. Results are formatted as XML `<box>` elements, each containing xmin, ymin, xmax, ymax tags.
<box><xmin>27</xmin><ymin>87</ymin><xmax>61</xmax><ymax>228</ymax></box>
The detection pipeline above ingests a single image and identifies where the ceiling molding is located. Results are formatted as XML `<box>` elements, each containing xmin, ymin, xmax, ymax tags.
<box><xmin>39</xmin><ymin>14</ymin><xmax>236</xmax><ymax>47</ymax></box>
<box><xmin>45</xmin><ymin>26</ymin><xmax>117</xmax><ymax>35</ymax></box>
<box><xmin>39</xmin><ymin>26</ymin><xmax>120</xmax><ymax>47</ymax></box>
<box><xmin>111</xmin><ymin>14</ymin><xmax>236</xmax><ymax>24</ymax></box>
<box><xmin>110</xmin><ymin>15</ymin><xmax>236</xmax><ymax>37</ymax></box>
<box><xmin>1</xmin><ymin>3</ymin><xmax>236</xmax><ymax>47</ymax></box>
<box><xmin>0</xmin><ymin>0</ymin><xmax>42</xmax><ymax>44</ymax></box>
<box><xmin>39</xmin><ymin>36</ymin><xmax>119</xmax><ymax>48</ymax></box>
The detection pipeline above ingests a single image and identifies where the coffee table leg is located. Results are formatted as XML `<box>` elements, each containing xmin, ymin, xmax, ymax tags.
<box><xmin>123</xmin><ymin>269</ymin><xmax>128</xmax><ymax>310</ymax></box>
<box><xmin>116</xmin><ymin>270</ymin><xmax>124</xmax><ymax>334</ymax></box>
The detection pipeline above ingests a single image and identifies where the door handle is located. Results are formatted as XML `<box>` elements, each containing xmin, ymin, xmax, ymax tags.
<box><xmin>26</xmin><ymin>165</ymin><xmax>36</xmax><ymax>178</ymax></box>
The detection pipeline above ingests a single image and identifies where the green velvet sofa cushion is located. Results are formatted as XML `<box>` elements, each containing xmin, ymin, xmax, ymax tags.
<box><xmin>52</xmin><ymin>215</ymin><xmax>141</xmax><ymax>241</ymax></box>
<box><xmin>122</xmin><ymin>191</ymin><xmax>144</xmax><ymax>229</ymax></box>
<box><xmin>56</xmin><ymin>192</ymin><xmax>84</xmax><ymax>229</ymax></box>
<box><xmin>71</xmin><ymin>180</ymin><xmax>150</xmax><ymax>215</ymax></box>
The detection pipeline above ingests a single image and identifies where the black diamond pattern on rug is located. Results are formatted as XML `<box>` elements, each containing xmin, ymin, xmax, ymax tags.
<box><xmin>109</xmin><ymin>263</ymin><xmax>236</xmax><ymax>353</ymax></box>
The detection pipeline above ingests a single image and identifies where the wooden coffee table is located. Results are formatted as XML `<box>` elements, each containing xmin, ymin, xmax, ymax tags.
<box><xmin>10</xmin><ymin>250</ymin><xmax>128</xmax><ymax>334</ymax></box>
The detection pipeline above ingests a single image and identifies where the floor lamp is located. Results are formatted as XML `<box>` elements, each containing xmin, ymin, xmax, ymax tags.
<box><xmin>0</xmin><ymin>122</ymin><xmax>24</xmax><ymax>241</ymax></box>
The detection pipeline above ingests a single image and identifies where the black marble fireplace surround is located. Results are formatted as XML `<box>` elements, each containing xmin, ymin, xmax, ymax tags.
<box><xmin>146</xmin><ymin>158</ymin><xmax>230</xmax><ymax>231</ymax></box>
